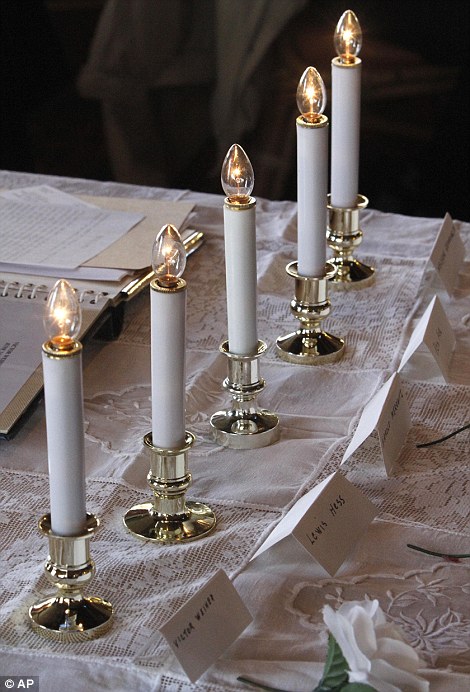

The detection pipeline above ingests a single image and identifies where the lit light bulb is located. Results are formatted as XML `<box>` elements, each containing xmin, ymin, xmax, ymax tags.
<box><xmin>152</xmin><ymin>224</ymin><xmax>186</xmax><ymax>286</ymax></box>
<box><xmin>44</xmin><ymin>279</ymin><xmax>82</xmax><ymax>348</ymax></box>
<box><xmin>334</xmin><ymin>9</ymin><xmax>362</xmax><ymax>63</ymax></box>
<box><xmin>221</xmin><ymin>144</ymin><xmax>254</xmax><ymax>202</ymax></box>
<box><xmin>296</xmin><ymin>67</ymin><xmax>326</xmax><ymax>122</ymax></box>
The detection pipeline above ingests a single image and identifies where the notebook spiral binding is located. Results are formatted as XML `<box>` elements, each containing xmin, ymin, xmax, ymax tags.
<box><xmin>0</xmin><ymin>280</ymin><xmax>109</xmax><ymax>304</ymax></box>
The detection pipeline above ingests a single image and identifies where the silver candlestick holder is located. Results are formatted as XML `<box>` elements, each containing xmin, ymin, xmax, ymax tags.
<box><xmin>210</xmin><ymin>340</ymin><xmax>280</xmax><ymax>449</ymax></box>
<box><xmin>29</xmin><ymin>513</ymin><xmax>113</xmax><ymax>641</ymax></box>
<box><xmin>123</xmin><ymin>431</ymin><xmax>216</xmax><ymax>543</ymax></box>
<box><xmin>276</xmin><ymin>261</ymin><xmax>345</xmax><ymax>365</ymax></box>
<box><xmin>326</xmin><ymin>194</ymin><xmax>375</xmax><ymax>287</ymax></box>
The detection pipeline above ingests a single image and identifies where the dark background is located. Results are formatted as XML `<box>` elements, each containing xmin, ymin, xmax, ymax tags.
<box><xmin>1</xmin><ymin>0</ymin><xmax>469</xmax><ymax>220</ymax></box>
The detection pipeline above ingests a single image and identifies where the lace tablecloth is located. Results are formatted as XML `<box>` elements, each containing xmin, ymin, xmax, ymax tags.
<box><xmin>0</xmin><ymin>171</ymin><xmax>469</xmax><ymax>691</ymax></box>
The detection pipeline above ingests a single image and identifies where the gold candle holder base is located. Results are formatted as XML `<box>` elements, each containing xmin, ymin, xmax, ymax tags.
<box><xmin>123</xmin><ymin>432</ymin><xmax>216</xmax><ymax>543</ymax></box>
<box><xmin>29</xmin><ymin>513</ymin><xmax>113</xmax><ymax>642</ymax></box>
<box><xmin>327</xmin><ymin>194</ymin><xmax>375</xmax><ymax>288</ymax></box>
<box><xmin>210</xmin><ymin>340</ymin><xmax>280</xmax><ymax>449</ymax></box>
<box><xmin>276</xmin><ymin>261</ymin><xmax>345</xmax><ymax>365</ymax></box>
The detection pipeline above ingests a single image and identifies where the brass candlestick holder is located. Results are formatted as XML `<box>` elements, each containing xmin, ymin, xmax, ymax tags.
<box><xmin>210</xmin><ymin>340</ymin><xmax>280</xmax><ymax>449</ymax></box>
<box><xmin>326</xmin><ymin>194</ymin><xmax>375</xmax><ymax>287</ymax></box>
<box><xmin>276</xmin><ymin>261</ymin><xmax>345</xmax><ymax>365</ymax></box>
<box><xmin>29</xmin><ymin>513</ymin><xmax>113</xmax><ymax>641</ymax></box>
<box><xmin>123</xmin><ymin>431</ymin><xmax>216</xmax><ymax>543</ymax></box>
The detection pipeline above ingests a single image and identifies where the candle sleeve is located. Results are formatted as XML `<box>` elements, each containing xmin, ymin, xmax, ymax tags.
<box><xmin>42</xmin><ymin>346</ymin><xmax>87</xmax><ymax>536</ymax></box>
<box><xmin>151</xmin><ymin>280</ymin><xmax>186</xmax><ymax>449</ymax></box>
<box><xmin>224</xmin><ymin>200</ymin><xmax>258</xmax><ymax>355</ymax></box>
<box><xmin>297</xmin><ymin>116</ymin><xmax>328</xmax><ymax>278</ymax></box>
<box><xmin>331</xmin><ymin>58</ymin><xmax>362</xmax><ymax>208</ymax></box>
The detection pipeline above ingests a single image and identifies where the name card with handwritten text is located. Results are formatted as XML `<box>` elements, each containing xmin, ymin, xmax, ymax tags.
<box><xmin>160</xmin><ymin>569</ymin><xmax>252</xmax><ymax>683</ymax></box>
<box><xmin>251</xmin><ymin>472</ymin><xmax>377</xmax><ymax>576</ymax></box>
<box><xmin>429</xmin><ymin>213</ymin><xmax>465</xmax><ymax>296</ymax></box>
<box><xmin>342</xmin><ymin>372</ymin><xmax>411</xmax><ymax>476</ymax></box>
<box><xmin>398</xmin><ymin>295</ymin><xmax>455</xmax><ymax>382</ymax></box>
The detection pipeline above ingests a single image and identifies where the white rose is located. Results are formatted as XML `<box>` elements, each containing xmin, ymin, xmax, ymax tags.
<box><xmin>322</xmin><ymin>599</ymin><xmax>429</xmax><ymax>692</ymax></box>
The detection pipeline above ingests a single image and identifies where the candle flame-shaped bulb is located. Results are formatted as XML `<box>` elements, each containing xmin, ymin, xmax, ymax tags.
<box><xmin>152</xmin><ymin>223</ymin><xmax>186</xmax><ymax>286</ymax></box>
<box><xmin>334</xmin><ymin>9</ymin><xmax>362</xmax><ymax>63</ymax></box>
<box><xmin>296</xmin><ymin>67</ymin><xmax>326</xmax><ymax>122</ymax></box>
<box><xmin>44</xmin><ymin>279</ymin><xmax>82</xmax><ymax>348</ymax></box>
<box><xmin>221</xmin><ymin>144</ymin><xmax>254</xmax><ymax>203</ymax></box>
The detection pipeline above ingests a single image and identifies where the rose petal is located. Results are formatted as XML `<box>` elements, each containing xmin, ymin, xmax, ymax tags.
<box><xmin>322</xmin><ymin>606</ymin><xmax>371</xmax><ymax>673</ymax></box>
<box><xmin>323</xmin><ymin>599</ymin><xmax>429</xmax><ymax>692</ymax></box>
<box><xmin>348</xmin><ymin>605</ymin><xmax>380</xmax><ymax>658</ymax></box>
<box><xmin>349</xmin><ymin>667</ymin><xmax>401</xmax><ymax>692</ymax></box>
<box><xmin>369</xmin><ymin>658</ymin><xmax>429</xmax><ymax>692</ymax></box>
<box><xmin>375</xmin><ymin>636</ymin><xmax>423</xmax><ymax>673</ymax></box>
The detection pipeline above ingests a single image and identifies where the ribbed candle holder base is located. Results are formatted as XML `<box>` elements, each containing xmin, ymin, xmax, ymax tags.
<box><xmin>123</xmin><ymin>432</ymin><xmax>216</xmax><ymax>543</ymax></box>
<box><xmin>210</xmin><ymin>340</ymin><xmax>280</xmax><ymax>449</ymax></box>
<box><xmin>327</xmin><ymin>194</ymin><xmax>375</xmax><ymax>288</ymax></box>
<box><xmin>276</xmin><ymin>261</ymin><xmax>345</xmax><ymax>365</ymax></box>
<box><xmin>29</xmin><ymin>513</ymin><xmax>113</xmax><ymax>641</ymax></box>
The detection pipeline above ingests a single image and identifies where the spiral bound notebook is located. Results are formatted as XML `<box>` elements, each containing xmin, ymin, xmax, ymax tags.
<box><xmin>0</xmin><ymin>191</ymin><xmax>198</xmax><ymax>438</ymax></box>
<box><xmin>0</xmin><ymin>280</ymin><xmax>110</xmax><ymax>438</ymax></box>
<box><xmin>0</xmin><ymin>233</ymin><xmax>203</xmax><ymax>439</ymax></box>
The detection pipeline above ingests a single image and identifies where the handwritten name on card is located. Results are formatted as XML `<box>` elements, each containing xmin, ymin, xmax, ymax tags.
<box><xmin>398</xmin><ymin>295</ymin><xmax>455</xmax><ymax>382</ymax></box>
<box><xmin>159</xmin><ymin>569</ymin><xmax>252</xmax><ymax>683</ymax></box>
<box><xmin>342</xmin><ymin>373</ymin><xmax>411</xmax><ymax>476</ymax></box>
<box><xmin>429</xmin><ymin>213</ymin><xmax>465</xmax><ymax>296</ymax></box>
<box><xmin>251</xmin><ymin>472</ymin><xmax>377</xmax><ymax>576</ymax></box>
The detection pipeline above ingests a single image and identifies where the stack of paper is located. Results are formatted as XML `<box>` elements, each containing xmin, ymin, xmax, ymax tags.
<box><xmin>0</xmin><ymin>185</ymin><xmax>194</xmax><ymax>438</ymax></box>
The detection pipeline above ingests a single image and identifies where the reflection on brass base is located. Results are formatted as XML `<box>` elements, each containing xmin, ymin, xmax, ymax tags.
<box><xmin>276</xmin><ymin>330</ymin><xmax>345</xmax><ymax>365</ymax></box>
<box><xmin>210</xmin><ymin>409</ymin><xmax>280</xmax><ymax>449</ymax></box>
<box><xmin>123</xmin><ymin>432</ymin><xmax>216</xmax><ymax>543</ymax></box>
<box><xmin>29</xmin><ymin>514</ymin><xmax>113</xmax><ymax>642</ymax></box>
<box><xmin>29</xmin><ymin>596</ymin><xmax>113</xmax><ymax>643</ymax></box>
<box><xmin>124</xmin><ymin>500</ymin><xmax>216</xmax><ymax>543</ymax></box>
<box><xmin>327</xmin><ymin>194</ymin><xmax>375</xmax><ymax>288</ymax></box>
<box><xmin>328</xmin><ymin>256</ymin><xmax>375</xmax><ymax>287</ymax></box>
<box><xmin>276</xmin><ymin>262</ymin><xmax>345</xmax><ymax>365</ymax></box>
<box><xmin>210</xmin><ymin>341</ymin><xmax>280</xmax><ymax>449</ymax></box>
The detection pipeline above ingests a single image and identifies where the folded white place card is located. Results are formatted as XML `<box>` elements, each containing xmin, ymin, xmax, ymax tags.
<box><xmin>159</xmin><ymin>569</ymin><xmax>252</xmax><ymax>683</ymax></box>
<box><xmin>251</xmin><ymin>472</ymin><xmax>377</xmax><ymax>576</ymax></box>
<box><xmin>429</xmin><ymin>213</ymin><xmax>465</xmax><ymax>296</ymax></box>
<box><xmin>398</xmin><ymin>295</ymin><xmax>455</xmax><ymax>382</ymax></box>
<box><xmin>342</xmin><ymin>372</ymin><xmax>411</xmax><ymax>476</ymax></box>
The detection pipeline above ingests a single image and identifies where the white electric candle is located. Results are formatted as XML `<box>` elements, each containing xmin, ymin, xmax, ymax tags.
<box><xmin>331</xmin><ymin>9</ymin><xmax>363</xmax><ymax>209</ymax></box>
<box><xmin>296</xmin><ymin>67</ymin><xmax>328</xmax><ymax>278</ymax></box>
<box><xmin>42</xmin><ymin>279</ymin><xmax>87</xmax><ymax>536</ymax></box>
<box><xmin>221</xmin><ymin>144</ymin><xmax>258</xmax><ymax>356</ymax></box>
<box><xmin>150</xmin><ymin>225</ymin><xmax>187</xmax><ymax>449</ymax></box>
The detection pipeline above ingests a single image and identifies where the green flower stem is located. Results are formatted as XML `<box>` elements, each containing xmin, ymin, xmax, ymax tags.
<box><xmin>237</xmin><ymin>677</ymin><xmax>289</xmax><ymax>692</ymax></box>
<box><xmin>416</xmin><ymin>422</ymin><xmax>470</xmax><ymax>447</ymax></box>
<box><xmin>407</xmin><ymin>543</ymin><xmax>470</xmax><ymax>559</ymax></box>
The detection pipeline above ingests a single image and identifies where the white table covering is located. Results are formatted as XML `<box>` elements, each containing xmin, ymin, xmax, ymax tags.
<box><xmin>0</xmin><ymin>171</ymin><xmax>469</xmax><ymax>691</ymax></box>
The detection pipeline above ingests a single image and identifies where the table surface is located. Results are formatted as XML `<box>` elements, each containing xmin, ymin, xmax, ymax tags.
<box><xmin>0</xmin><ymin>170</ymin><xmax>469</xmax><ymax>692</ymax></box>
